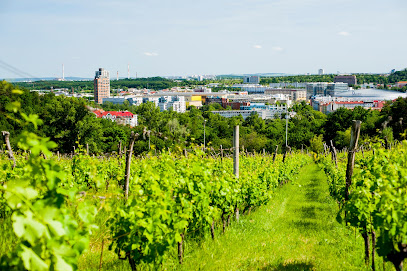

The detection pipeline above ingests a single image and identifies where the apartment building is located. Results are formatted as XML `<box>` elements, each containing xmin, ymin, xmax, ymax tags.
<box><xmin>94</xmin><ymin>68</ymin><xmax>110</xmax><ymax>104</ymax></box>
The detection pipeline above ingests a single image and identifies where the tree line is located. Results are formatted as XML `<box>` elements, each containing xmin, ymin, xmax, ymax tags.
<box><xmin>260</xmin><ymin>68</ymin><xmax>407</xmax><ymax>85</ymax></box>
<box><xmin>1</xmin><ymin>81</ymin><xmax>406</xmax><ymax>155</ymax></box>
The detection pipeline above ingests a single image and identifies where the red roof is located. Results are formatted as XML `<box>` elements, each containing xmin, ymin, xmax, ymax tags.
<box><xmin>93</xmin><ymin>110</ymin><xmax>134</xmax><ymax>118</ymax></box>
<box><xmin>334</xmin><ymin>101</ymin><xmax>364</xmax><ymax>104</ymax></box>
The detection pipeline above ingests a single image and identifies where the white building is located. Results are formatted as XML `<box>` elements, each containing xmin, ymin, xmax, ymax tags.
<box><xmin>158</xmin><ymin>96</ymin><xmax>186</xmax><ymax>113</ymax></box>
<box><xmin>194</xmin><ymin>86</ymin><xmax>212</xmax><ymax>93</ymax></box>
<box><xmin>143</xmin><ymin>97</ymin><xmax>160</xmax><ymax>107</ymax></box>
<box><xmin>211</xmin><ymin>104</ymin><xmax>289</xmax><ymax>120</ymax></box>
<box><xmin>252</xmin><ymin>105</ymin><xmax>288</xmax><ymax>119</ymax></box>
<box><xmin>211</xmin><ymin>110</ymin><xmax>255</xmax><ymax>119</ymax></box>
<box><xmin>103</xmin><ymin>96</ymin><xmax>144</xmax><ymax>106</ymax></box>
<box><xmin>232</xmin><ymin>84</ymin><xmax>269</xmax><ymax>93</ymax></box>
<box><xmin>269</xmin><ymin>82</ymin><xmax>308</xmax><ymax>88</ymax></box>
<box><xmin>93</xmin><ymin>110</ymin><xmax>138</xmax><ymax>127</ymax></box>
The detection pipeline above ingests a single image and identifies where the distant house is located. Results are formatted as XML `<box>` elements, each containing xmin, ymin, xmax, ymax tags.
<box><xmin>93</xmin><ymin>110</ymin><xmax>138</xmax><ymax>127</ymax></box>
<box><xmin>396</xmin><ymin>81</ymin><xmax>407</xmax><ymax>88</ymax></box>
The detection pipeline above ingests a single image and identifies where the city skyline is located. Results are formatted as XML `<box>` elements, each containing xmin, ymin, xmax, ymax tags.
<box><xmin>0</xmin><ymin>0</ymin><xmax>406</xmax><ymax>79</ymax></box>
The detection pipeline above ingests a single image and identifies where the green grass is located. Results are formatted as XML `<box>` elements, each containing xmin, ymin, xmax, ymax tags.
<box><xmin>80</xmin><ymin>163</ymin><xmax>394</xmax><ymax>270</ymax></box>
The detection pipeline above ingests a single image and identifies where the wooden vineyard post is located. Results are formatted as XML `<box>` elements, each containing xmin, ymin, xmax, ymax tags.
<box><xmin>1</xmin><ymin>131</ymin><xmax>16</xmax><ymax>169</ymax></box>
<box><xmin>233</xmin><ymin>125</ymin><xmax>239</xmax><ymax>179</ymax></box>
<box><xmin>345</xmin><ymin>120</ymin><xmax>361</xmax><ymax>201</ymax></box>
<box><xmin>178</xmin><ymin>233</ymin><xmax>185</xmax><ymax>264</ymax></box>
<box><xmin>86</xmin><ymin>143</ymin><xmax>89</xmax><ymax>155</ymax></box>
<box><xmin>124</xmin><ymin>132</ymin><xmax>138</xmax><ymax>201</ymax></box>
<box><xmin>99</xmin><ymin>238</ymin><xmax>105</xmax><ymax>271</ymax></box>
<box><xmin>362</xmin><ymin>225</ymin><xmax>370</xmax><ymax>265</ymax></box>
<box><xmin>233</xmin><ymin>125</ymin><xmax>240</xmax><ymax>223</ymax></box>
<box><xmin>282</xmin><ymin>146</ymin><xmax>289</xmax><ymax>163</ymax></box>
<box><xmin>372</xmin><ymin>229</ymin><xmax>376</xmax><ymax>271</ymax></box>
<box><xmin>273</xmin><ymin>145</ymin><xmax>278</xmax><ymax>162</ymax></box>
<box><xmin>211</xmin><ymin>220</ymin><xmax>215</xmax><ymax>240</ymax></box>
<box><xmin>220</xmin><ymin>145</ymin><xmax>223</xmax><ymax>161</ymax></box>
<box><xmin>330</xmin><ymin>140</ymin><xmax>338</xmax><ymax>168</ymax></box>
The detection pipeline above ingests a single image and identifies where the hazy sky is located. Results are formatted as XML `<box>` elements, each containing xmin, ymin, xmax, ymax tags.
<box><xmin>0</xmin><ymin>0</ymin><xmax>406</xmax><ymax>79</ymax></box>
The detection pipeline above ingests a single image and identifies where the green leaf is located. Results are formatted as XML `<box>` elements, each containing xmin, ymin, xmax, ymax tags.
<box><xmin>55</xmin><ymin>255</ymin><xmax>73</xmax><ymax>271</ymax></box>
<box><xmin>77</xmin><ymin>203</ymin><xmax>97</xmax><ymax>224</ymax></box>
<box><xmin>21</xmin><ymin>245</ymin><xmax>49</xmax><ymax>271</ymax></box>
<box><xmin>46</xmin><ymin>220</ymin><xmax>65</xmax><ymax>237</ymax></box>
<box><xmin>12</xmin><ymin>89</ymin><xmax>24</xmax><ymax>94</ymax></box>
<box><xmin>5</xmin><ymin>101</ymin><xmax>21</xmax><ymax>113</ymax></box>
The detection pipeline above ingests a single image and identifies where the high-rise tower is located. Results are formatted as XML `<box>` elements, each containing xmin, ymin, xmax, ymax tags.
<box><xmin>94</xmin><ymin>68</ymin><xmax>110</xmax><ymax>104</ymax></box>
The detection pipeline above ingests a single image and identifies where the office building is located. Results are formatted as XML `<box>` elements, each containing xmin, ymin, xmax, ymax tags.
<box><xmin>326</xmin><ymin>83</ymin><xmax>349</xmax><ymax>96</ymax></box>
<box><xmin>269</xmin><ymin>82</ymin><xmax>307</xmax><ymax>88</ymax></box>
<box><xmin>158</xmin><ymin>96</ymin><xmax>186</xmax><ymax>113</ymax></box>
<box><xmin>306</xmin><ymin>82</ymin><xmax>329</xmax><ymax>97</ymax></box>
<box><xmin>211</xmin><ymin>104</ymin><xmax>288</xmax><ymax>120</ymax></box>
<box><xmin>211</xmin><ymin>110</ymin><xmax>256</xmax><ymax>120</ymax></box>
<box><xmin>334</xmin><ymin>75</ymin><xmax>357</xmax><ymax>86</ymax></box>
<box><xmin>318</xmin><ymin>69</ymin><xmax>324</xmax><ymax>75</ymax></box>
<box><xmin>311</xmin><ymin>97</ymin><xmax>384</xmax><ymax>114</ymax></box>
<box><xmin>94</xmin><ymin>68</ymin><xmax>110</xmax><ymax>104</ymax></box>
<box><xmin>243</xmin><ymin>76</ymin><xmax>260</xmax><ymax>84</ymax></box>
<box><xmin>306</xmin><ymin>82</ymin><xmax>349</xmax><ymax>97</ymax></box>
<box><xmin>265</xmin><ymin>88</ymin><xmax>307</xmax><ymax>101</ymax></box>
<box><xmin>232</xmin><ymin>84</ymin><xmax>268</xmax><ymax>93</ymax></box>
<box><xmin>185</xmin><ymin>96</ymin><xmax>203</xmax><ymax>107</ymax></box>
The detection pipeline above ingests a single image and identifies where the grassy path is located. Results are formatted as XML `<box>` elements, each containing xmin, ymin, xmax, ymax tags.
<box><xmin>82</xmin><ymin>163</ymin><xmax>390</xmax><ymax>270</ymax></box>
<box><xmin>161</xmin><ymin>163</ymin><xmax>371</xmax><ymax>270</ymax></box>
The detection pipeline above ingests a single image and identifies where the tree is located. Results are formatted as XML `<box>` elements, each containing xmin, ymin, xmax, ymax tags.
<box><xmin>309</xmin><ymin>135</ymin><xmax>324</xmax><ymax>154</ymax></box>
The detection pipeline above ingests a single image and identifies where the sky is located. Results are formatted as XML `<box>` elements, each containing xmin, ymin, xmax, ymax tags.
<box><xmin>0</xmin><ymin>0</ymin><xmax>406</xmax><ymax>79</ymax></box>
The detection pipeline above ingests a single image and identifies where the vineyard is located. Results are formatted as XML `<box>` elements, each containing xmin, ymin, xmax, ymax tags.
<box><xmin>1</xmin><ymin>98</ymin><xmax>407</xmax><ymax>271</ymax></box>
<box><xmin>0</xmin><ymin>117</ymin><xmax>310</xmax><ymax>270</ymax></box>
<box><xmin>318</xmin><ymin>137</ymin><xmax>407</xmax><ymax>271</ymax></box>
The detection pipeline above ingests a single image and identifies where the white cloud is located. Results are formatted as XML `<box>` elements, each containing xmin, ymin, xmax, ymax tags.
<box><xmin>253</xmin><ymin>45</ymin><xmax>262</xmax><ymax>49</ymax></box>
<box><xmin>144</xmin><ymin>52</ymin><xmax>158</xmax><ymax>56</ymax></box>
<box><xmin>272</xmin><ymin>46</ymin><xmax>283</xmax><ymax>51</ymax></box>
<box><xmin>338</xmin><ymin>31</ymin><xmax>350</xmax><ymax>36</ymax></box>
